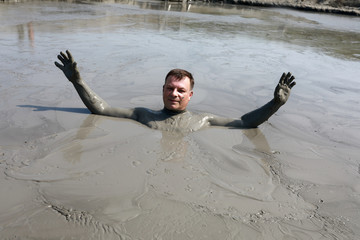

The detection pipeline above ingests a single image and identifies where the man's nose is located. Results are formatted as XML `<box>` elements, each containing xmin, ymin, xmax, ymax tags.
<box><xmin>170</xmin><ymin>89</ymin><xmax>178</xmax><ymax>96</ymax></box>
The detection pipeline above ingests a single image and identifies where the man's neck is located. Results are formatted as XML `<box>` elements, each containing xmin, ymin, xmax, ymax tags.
<box><xmin>162</xmin><ymin>107</ymin><xmax>187</xmax><ymax>116</ymax></box>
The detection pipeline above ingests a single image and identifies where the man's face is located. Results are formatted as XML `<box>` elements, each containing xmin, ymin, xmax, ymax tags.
<box><xmin>163</xmin><ymin>75</ymin><xmax>193</xmax><ymax>111</ymax></box>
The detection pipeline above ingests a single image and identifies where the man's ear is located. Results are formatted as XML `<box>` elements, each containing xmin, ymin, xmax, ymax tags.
<box><xmin>189</xmin><ymin>90</ymin><xmax>193</xmax><ymax>99</ymax></box>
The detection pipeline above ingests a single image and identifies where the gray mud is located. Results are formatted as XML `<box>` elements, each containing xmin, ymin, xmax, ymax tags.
<box><xmin>1</xmin><ymin>1</ymin><xmax>360</xmax><ymax>239</ymax></box>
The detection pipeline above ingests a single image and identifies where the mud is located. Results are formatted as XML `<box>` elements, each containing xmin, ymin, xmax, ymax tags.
<box><xmin>0</xmin><ymin>1</ymin><xmax>360</xmax><ymax>239</ymax></box>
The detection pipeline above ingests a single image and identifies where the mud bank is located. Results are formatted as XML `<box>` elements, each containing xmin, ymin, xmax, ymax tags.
<box><xmin>221</xmin><ymin>0</ymin><xmax>360</xmax><ymax>15</ymax></box>
<box><xmin>1</xmin><ymin>0</ymin><xmax>360</xmax><ymax>15</ymax></box>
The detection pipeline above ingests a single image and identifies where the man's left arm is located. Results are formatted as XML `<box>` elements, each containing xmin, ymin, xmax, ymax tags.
<box><xmin>209</xmin><ymin>72</ymin><xmax>296</xmax><ymax>128</ymax></box>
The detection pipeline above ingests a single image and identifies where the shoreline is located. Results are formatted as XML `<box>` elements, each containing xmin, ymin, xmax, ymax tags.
<box><xmin>223</xmin><ymin>0</ymin><xmax>360</xmax><ymax>16</ymax></box>
<box><xmin>1</xmin><ymin>0</ymin><xmax>359</xmax><ymax>15</ymax></box>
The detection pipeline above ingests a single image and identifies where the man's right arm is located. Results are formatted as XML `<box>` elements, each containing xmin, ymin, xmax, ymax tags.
<box><xmin>55</xmin><ymin>50</ymin><xmax>136</xmax><ymax>119</ymax></box>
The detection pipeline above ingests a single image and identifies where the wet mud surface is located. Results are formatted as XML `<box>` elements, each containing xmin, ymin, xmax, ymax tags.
<box><xmin>1</xmin><ymin>1</ymin><xmax>360</xmax><ymax>239</ymax></box>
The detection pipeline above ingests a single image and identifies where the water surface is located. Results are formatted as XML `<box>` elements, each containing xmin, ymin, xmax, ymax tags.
<box><xmin>1</xmin><ymin>1</ymin><xmax>360</xmax><ymax>239</ymax></box>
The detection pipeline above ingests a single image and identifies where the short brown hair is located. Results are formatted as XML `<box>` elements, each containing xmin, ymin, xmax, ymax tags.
<box><xmin>165</xmin><ymin>69</ymin><xmax>194</xmax><ymax>90</ymax></box>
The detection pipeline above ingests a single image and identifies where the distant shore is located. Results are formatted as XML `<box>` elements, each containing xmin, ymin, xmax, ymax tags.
<box><xmin>1</xmin><ymin>0</ymin><xmax>359</xmax><ymax>15</ymax></box>
<box><xmin>218</xmin><ymin>0</ymin><xmax>360</xmax><ymax>15</ymax></box>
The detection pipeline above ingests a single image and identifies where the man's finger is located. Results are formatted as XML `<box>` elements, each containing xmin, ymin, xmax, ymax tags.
<box><xmin>56</xmin><ymin>54</ymin><xmax>67</xmax><ymax>64</ymax></box>
<box><xmin>57</xmin><ymin>54</ymin><xmax>66</xmax><ymax>64</ymax></box>
<box><xmin>285</xmin><ymin>72</ymin><xmax>292</xmax><ymax>83</ymax></box>
<box><xmin>60</xmin><ymin>51</ymin><xmax>68</xmax><ymax>61</ymax></box>
<box><xmin>66</xmin><ymin>50</ymin><xmax>74</xmax><ymax>62</ymax></box>
<box><xmin>54</xmin><ymin>61</ymin><xmax>64</xmax><ymax>70</ymax></box>
<box><xmin>286</xmin><ymin>75</ymin><xmax>295</xmax><ymax>85</ymax></box>
<box><xmin>279</xmin><ymin>72</ymin><xmax>286</xmax><ymax>85</ymax></box>
<box><xmin>289</xmin><ymin>81</ymin><xmax>296</xmax><ymax>89</ymax></box>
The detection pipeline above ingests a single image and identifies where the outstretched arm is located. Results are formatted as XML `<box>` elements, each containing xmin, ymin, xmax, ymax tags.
<box><xmin>55</xmin><ymin>50</ymin><xmax>135</xmax><ymax>119</ymax></box>
<box><xmin>209</xmin><ymin>72</ymin><xmax>296</xmax><ymax>128</ymax></box>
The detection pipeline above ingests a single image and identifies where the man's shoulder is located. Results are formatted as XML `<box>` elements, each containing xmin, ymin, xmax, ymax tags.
<box><xmin>133</xmin><ymin>107</ymin><xmax>161</xmax><ymax>115</ymax></box>
<box><xmin>133</xmin><ymin>107</ymin><xmax>163</xmax><ymax>123</ymax></box>
<box><xmin>133</xmin><ymin>107</ymin><xmax>151</xmax><ymax>112</ymax></box>
<box><xmin>189</xmin><ymin>110</ymin><xmax>217</xmax><ymax>119</ymax></box>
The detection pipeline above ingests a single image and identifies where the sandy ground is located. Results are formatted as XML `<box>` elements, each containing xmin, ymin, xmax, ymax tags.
<box><xmin>0</xmin><ymin>0</ymin><xmax>360</xmax><ymax>239</ymax></box>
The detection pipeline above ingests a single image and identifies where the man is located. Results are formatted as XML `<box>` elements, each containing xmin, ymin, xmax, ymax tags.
<box><xmin>55</xmin><ymin>50</ymin><xmax>296</xmax><ymax>132</ymax></box>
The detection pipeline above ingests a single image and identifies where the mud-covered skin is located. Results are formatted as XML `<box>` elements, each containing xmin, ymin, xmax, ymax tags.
<box><xmin>55</xmin><ymin>50</ymin><xmax>296</xmax><ymax>131</ymax></box>
<box><xmin>132</xmin><ymin>108</ymin><xmax>212</xmax><ymax>132</ymax></box>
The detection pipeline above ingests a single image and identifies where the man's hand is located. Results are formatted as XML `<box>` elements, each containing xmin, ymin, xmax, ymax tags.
<box><xmin>54</xmin><ymin>50</ymin><xmax>81</xmax><ymax>83</ymax></box>
<box><xmin>274</xmin><ymin>72</ymin><xmax>296</xmax><ymax>105</ymax></box>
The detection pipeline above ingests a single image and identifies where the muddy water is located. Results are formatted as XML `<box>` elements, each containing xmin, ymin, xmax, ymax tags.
<box><xmin>1</xmin><ymin>0</ymin><xmax>360</xmax><ymax>239</ymax></box>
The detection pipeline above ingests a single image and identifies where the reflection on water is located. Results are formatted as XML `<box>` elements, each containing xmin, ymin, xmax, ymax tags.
<box><xmin>15</xmin><ymin>22</ymin><xmax>34</xmax><ymax>48</ymax></box>
<box><xmin>63</xmin><ymin>114</ymin><xmax>104</xmax><ymax>164</ymax></box>
<box><xmin>0</xmin><ymin>0</ymin><xmax>359</xmax><ymax>60</ymax></box>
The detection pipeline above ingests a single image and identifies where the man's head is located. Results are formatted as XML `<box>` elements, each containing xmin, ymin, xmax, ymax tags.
<box><xmin>163</xmin><ymin>69</ymin><xmax>194</xmax><ymax>112</ymax></box>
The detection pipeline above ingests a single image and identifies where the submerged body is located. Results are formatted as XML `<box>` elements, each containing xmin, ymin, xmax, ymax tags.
<box><xmin>55</xmin><ymin>50</ymin><xmax>296</xmax><ymax>131</ymax></box>
<box><xmin>131</xmin><ymin>108</ymin><xmax>211</xmax><ymax>132</ymax></box>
